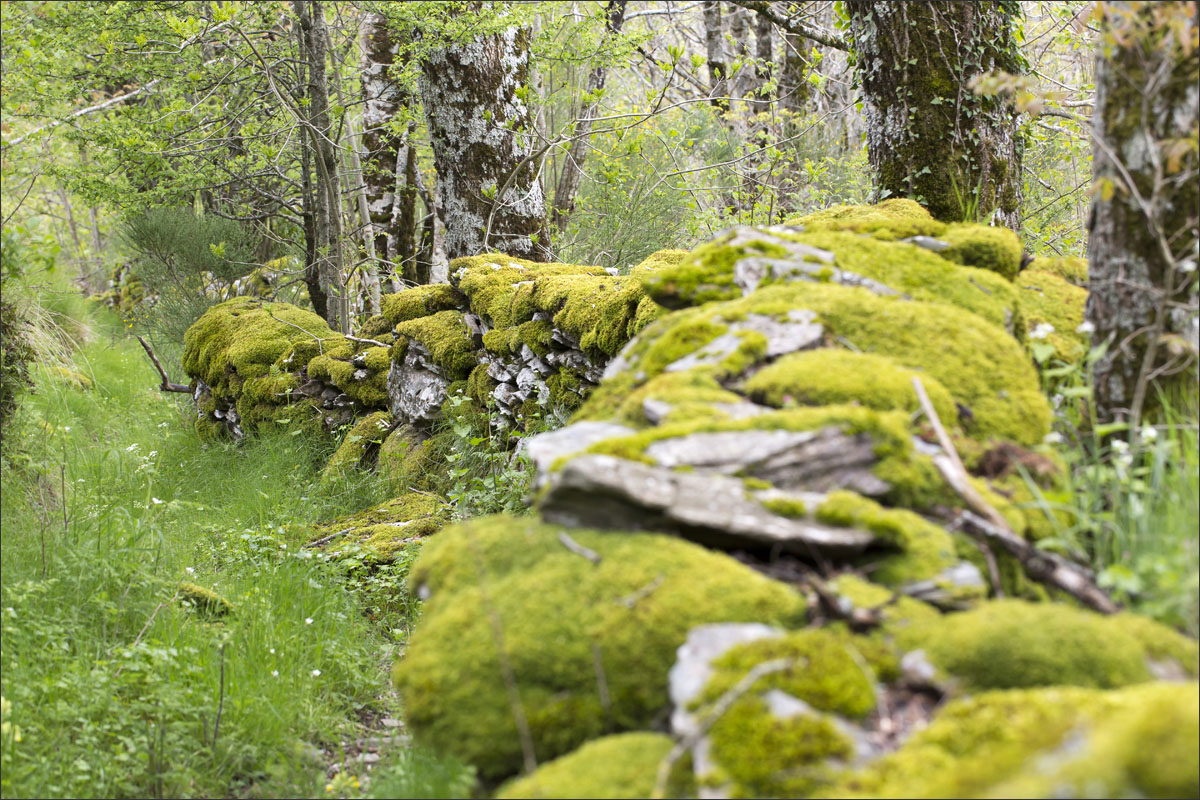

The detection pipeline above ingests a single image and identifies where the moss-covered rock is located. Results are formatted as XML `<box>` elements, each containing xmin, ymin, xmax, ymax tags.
<box><xmin>585</xmin><ymin>282</ymin><xmax>1050</xmax><ymax>445</ymax></box>
<box><xmin>1029</xmin><ymin>255</ymin><xmax>1087</xmax><ymax>286</ymax></box>
<box><xmin>821</xmin><ymin>682</ymin><xmax>1199</xmax><ymax>799</ymax></box>
<box><xmin>939</xmin><ymin>223</ymin><xmax>1023</xmax><ymax>281</ymax></box>
<box><xmin>322</xmin><ymin>412</ymin><xmax>392</xmax><ymax>477</ymax></box>
<box><xmin>1018</xmin><ymin>269</ymin><xmax>1089</xmax><ymax>363</ymax></box>
<box><xmin>392</xmin><ymin>310</ymin><xmax>477</xmax><ymax>381</ymax></box>
<box><xmin>380</xmin><ymin>283</ymin><xmax>466</xmax><ymax>325</ymax></box>
<box><xmin>378</xmin><ymin>426</ymin><xmax>456</xmax><ymax>494</ymax></box>
<box><xmin>307</xmin><ymin>340</ymin><xmax>392</xmax><ymax>409</ymax></box>
<box><xmin>496</xmin><ymin>732</ymin><xmax>692</xmax><ymax>799</ymax></box>
<box><xmin>786</xmin><ymin>199</ymin><xmax>948</xmax><ymax>240</ymax></box>
<box><xmin>901</xmin><ymin>599</ymin><xmax>1154</xmax><ymax>691</ymax></box>
<box><xmin>177</xmin><ymin>582</ymin><xmax>233</xmax><ymax>618</ymax></box>
<box><xmin>393</xmin><ymin>515</ymin><xmax>806</xmax><ymax>780</ymax></box>
<box><xmin>306</xmin><ymin>492</ymin><xmax>449</xmax><ymax>561</ymax></box>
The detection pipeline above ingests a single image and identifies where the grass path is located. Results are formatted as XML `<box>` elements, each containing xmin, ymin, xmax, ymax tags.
<box><xmin>1</xmin><ymin>310</ymin><xmax>466</xmax><ymax>798</ymax></box>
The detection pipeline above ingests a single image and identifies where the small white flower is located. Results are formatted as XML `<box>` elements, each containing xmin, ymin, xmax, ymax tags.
<box><xmin>1043</xmin><ymin>432</ymin><xmax>1065</xmax><ymax>445</ymax></box>
<box><xmin>151</xmin><ymin>497</ymin><xmax>163</xmax><ymax>505</ymax></box>
<box><xmin>185</xmin><ymin>567</ymin><xmax>195</xmax><ymax>575</ymax></box>
<box><xmin>1075</xmin><ymin>320</ymin><xmax>1095</xmax><ymax>335</ymax></box>
<box><xmin>1030</xmin><ymin>322</ymin><xmax>1055</xmax><ymax>340</ymax></box>
<box><xmin>1179</xmin><ymin>259</ymin><xmax>1197</xmax><ymax>273</ymax></box>
<box><xmin>148</xmin><ymin>450</ymin><xmax>158</xmax><ymax>458</ymax></box>
<box><xmin>311</xmin><ymin>669</ymin><xmax>321</xmax><ymax>677</ymax></box>
<box><xmin>1111</xmin><ymin>439</ymin><xmax>1129</xmax><ymax>454</ymax></box>
<box><xmin>1140</xmin><ymin>425</ymin><xmax>1158</xmax><ymax>442</ymax></box>
<box><xmin>158</xmin><ymin>422</ymin><xmax>169</xmax><ymax>429</ymax></box>
<box><xmin>305</xmin><ymin>617</ymin><xmax>314</xmax><ymax>625</ymax></box>
<box><xmin>63</xmin><ymin>426</ymin><xmax>71</xmax><ymax>432</ymax></box>
<box><xmin>269</xmin><ymin>648</ymin><xmax>275</xmax><ymax>654</ymax></box>
<box><xmin>272</xmin><ymin>670</ymin><xmax>279</xmax><ymax>677</ymax></box>
<box><xmin>126</xmin><ymin>443</ymin><xmax>139</xmax><ymax>452</ymax></box>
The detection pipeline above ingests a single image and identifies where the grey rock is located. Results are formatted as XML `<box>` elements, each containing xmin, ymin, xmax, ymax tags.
<box><xmin>515</xmin><ymin>367</ymin><xmax>539</xmax><ymax>395</ymax></box>
<box><xmin>900</xmin><ymin>649</ymin><xmax>939</xmax><ymax>687</ymax></box>
<box><xmin>539</xmin><ymin>454</ymin><xmax>877</xmax><ymax>555</ymax></box>
<box><xmin>663</xmin><ymin>332</ymin><xmax>744</xmax><ymax>373</ymax></box>
<box><xmin>387</xmin><ymin>343</ymin><xmax>450</xmax><ymax>425</ymax></box>
<box><xmin>522</xmin><ymin>421</ymin><xmax>636</xmax><ymax>475</ymax></box>
<box><xmin>902</xmin><ymin>235</ymin><xmax>951</xmax><ymax>252</ymax></box>
<box><xmin>642</xmin><ymin>397</ymin><xmax>673</xmax><ymax>424</ymax></box>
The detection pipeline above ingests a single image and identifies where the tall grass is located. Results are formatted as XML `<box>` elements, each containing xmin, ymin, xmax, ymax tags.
<box><xmin>0</xmin><ymin>306</ymin><xmax>406</xmax><ymax>797</ymax></box>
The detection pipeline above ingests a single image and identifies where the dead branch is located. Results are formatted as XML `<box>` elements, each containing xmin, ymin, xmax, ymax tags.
<box><xmin>558</xmin><ymin>531</ymin><xmax>602</xmax><ymax>564</ymax></box>
<box><xmin>345</xmin><ymin>334</ymin><xmax>390</xmax><ymax>348</ymax></box>
<box><xmin>136</xmin><ymin>335</ymin><xmax>191</xmax><ymax>393</ymax></box>
<box><xmin>911</xmin><ymin>377</ymin><xmax>1119</xmax><ymax>614</ymax></box>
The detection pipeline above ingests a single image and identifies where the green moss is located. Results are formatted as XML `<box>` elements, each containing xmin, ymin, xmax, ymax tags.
<box><xmin>177</xmin><ymin>582</ymin><xmax>233</xmax><ymax>618</ymax></box>
<box><xmin>743</xmin><ymin>350</ymin><xmax>958</xmax><ymax>424</ymax></box>
<box><xmin>452</xmin><ymin>255</ymin><xmax>609</xmax><ymax>329</ymax></box>
<box><xmin>761</xmin><ymin>497</ymin><xmax>808</xmax><ymax>518</ymax></box>
<box><xmin>545</xmin><ymin>370</ymin><xmax>585</xmax><ymax>415</ymax></box>
<box><xmin>1108</xmin><ymin>612</ymin><xmax>1199</xmax><ymax>677</ymax></box>
<box><xmin>830</xmin><ymin>574</ymin><xmax>940</xmax><ymax>636</ymax></box>
<box><xmin>378</xmin><ymin>428</ymin><xmax>456</xmax><ymax>495</ymax></box>
<box><xmin>380</xmin><ymin>283</ymin><xmax>465</xmax><ymax>325</ymax></box>
<box><xmin>394</xmin><ymin>515</ymin><xmax>806</xmax><ymax>780</ymax></box>
<box><xmin>783</xmin><ymin>230</ymin><xmax>1020</xmax><ymax>330</ymax></box>
<box><xmin>638</xmin><ymin>235</ymin><xmax>788</xmax><ymax>309</ymax></box>
<box><xmin>522</xmin><ymin>273</ymin><xmax>650</xmax><ymax>359</ymax></box>
<box><xmin>939</xmin><ymin>224</ymin><xmax>1023</xmax><ymax>281</ymax></box>
<box><xmin>628</xmin><ymin>248</ymin><xmax>690</xmax><ymax>282</ymax></box>
<box><xmin>816</xmin><ymin>491</ymin><xmax>962</xmax><ymax>588</ymax></box>
<box><xmin>322</xmin><ymin>412</ymin><xmax>391</xmax><ymax>477</ymax></box>
<box><xmin>1018</xmin><ymin>269</ymin><xmax>1089</xmax><ymax>364</ymax></box>
<box><xmin>707</xmin><ymin>696</ymin><xmax>852</xmax><ymax>799</ymax></box>
<box><xmin>903</xmin><ymin>599</ymin><xmax>1152</xmax><ymax>691</ymax></box>
<box><xmin>587</xmin><ymin>283</ymin><xmax>1050</xmax><ymax>445</ymax></box>
<box><xmin>821</xmin><ymin>682</ymin><xmax>1199</xmax><ymax>799</ymax></box>
<box><xmin>786</xmin><ymin>199</ymin><xmax>948</xmax><ymax>240</ymax></box>
<box><xmin>307</xmin><ymin>492</ymin><xmax>449</xmax><ymax>561</ymax></box>
<box><xmin>393</xmin><ymin>310</ymin><xmax>477</xmax><ymax>380</ymax></box>
<box><xmin>307</xmin><ymin>342</ymin><xmax>391</xmax><ymax>409</ymax></box>
<box><xmin>1029</xmin><ymin>255</ymin><xmax>1087</xmax><ymax>286</ymax></box>
<box><xmin>496</xmin><ymin>732</ymin><xmax>692</xmax><ymax>800</ymax></box>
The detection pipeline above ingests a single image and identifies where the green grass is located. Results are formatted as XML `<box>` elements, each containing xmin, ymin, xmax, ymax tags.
<box><xmin>0</xmin><ymin>307</ymin><xmax>440</xmax><ymax>798</ymax></box>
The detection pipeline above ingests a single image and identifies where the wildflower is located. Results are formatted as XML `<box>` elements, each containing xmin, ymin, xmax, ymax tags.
<box><xmin>63</xmin><ymin>426</ymin><xmax>71</xmax><ymax>432</ymax></box>
<box><xmin>151</xmin><ymin>497</ymin><xmax>163</xmax><ymax>505</ymax></box>
<box><xmin>1179</xmin><ymin>259</ymin><xmax>1197</xmax><ymax>273</ymax></box>
<box><xmin>305</xmin><ymin>617</ymin><xmax>314</xmax><ymax>625</ymax></box>
<box><xmin>272</xmin><ymin>670</ymin><xmax>279</xmax><ymax>677</ymax></box>
<box><xmin>1043</xmin><ymin>432</ymin><xmax>1065</xmax><ymax>445</ymax></box>
<box><xmin>1029</xmin><ymin>322</ymin><xmax>1055</xmax><ymax>340</ymax></box>
<box><xmin>269</xmin><ymin>647</ymin><xmax>275</xmax><ymax>654</ymax></box>
<box><xmin>185</xmin><ymin>567</ymin><xmax>195</xmax><ymax>575</ymax></box>
<box><xmin>325</xmin><ymin>785</ymin><xmax>333</xmax><ymax>793</ymax></box>
<box><xmin>148</xmin><ymin>450</ymin><xmax>158</xmax><ymax>458</ymax></box>
<box><xmin>1140</xmin><ymin>425</ymin><xmax>1158</xmax><ymax>442</ymax></box>
<box><xmin>1075</xmin><ymin>320</ymin><xmax>1095</xmax><ymax>335</ymax></box>
<box><xmin>125</xmin><ymin>443</ymin><xmax>139</xmax><ymax>452</ymax></box>
<box><xmin>1111</xmin><ymin>439</ymin><xmax>1129</xmax><ymax>454</ymax></box>
<box><xmin>312</xmin><ymin>669</ymin><xmax>321</xmax><ymax>677</ymax></box>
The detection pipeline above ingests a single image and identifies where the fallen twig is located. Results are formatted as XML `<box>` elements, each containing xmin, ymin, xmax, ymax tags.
<box><xmin>558</xmin><ymin>531</ymin><xmax>602</xmax><ymax>564</ymax></box>
<box><xmin>345</xmin><ymin>334</ymin><xmax>390</xmax><ymax>348</ymax></box>
<box><xmin>911</xmin><ymin>377</ymin><xmax>1118</xmax><ymax>614</ymax></box>
<box><xmin>136</xmin><ymin>335</ymin><xmax>191</xmax><ymax>393</ymax></box>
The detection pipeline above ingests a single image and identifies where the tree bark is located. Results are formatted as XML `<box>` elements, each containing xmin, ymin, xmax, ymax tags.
<box><xmin>550</xmin><ymin>0</ymin><xmax>628</xmax><ymax>232</ymax></box>
<box><xmin>778</xmin><ymin>3</ymin><xmax>811</xmax><ymax>118</ymax></box>
<box><xmin>294</xmin><ymin>0</ymin><xmax>347</xmax><ymax>332</ymax></box>
<box><xmin>846</xmin><ymin>1</ymin><xmax>1025</xmax><ymax>229</ymax></box>
<box><xmin>703</xmin><ymin>1</ymin><xmax>728</xmax><ymax>110</ymax></box>
<box><xmin>420</xmin><ymin>14</ymin><xmax>551</xmax><ymax>262</ymax></box>
<box><xmin>1086</xmin><ymin>1</ymin><xmax>1200</xmax><ymax>426</ymax></box>
<box><xmin>359</xmin><ymin>11</ymin><xmax>418</xmax><ymax>285</ymax></box>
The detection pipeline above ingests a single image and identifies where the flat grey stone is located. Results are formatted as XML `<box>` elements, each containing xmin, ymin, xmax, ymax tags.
<box><xmin>523</xmin><ymin>421</ymin><xmax>635</xmax><ymax>476</ymax></box>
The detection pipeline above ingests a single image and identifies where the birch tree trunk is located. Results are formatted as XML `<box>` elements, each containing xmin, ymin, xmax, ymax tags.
<box><xmin>421</xmin><ymin>17</ymin><xmax>551</xmax><ymax>262</ymax></box>
<box><xmin>846</xmin><ymin>1</ymin><xmax>1025</xmax><ymax>229</ymax></box>
<box><xmin>703</xmin><ymin>1</ymin><xmax>728</xmax><ymax>110</ymax></box>
<box><xmin>1086</xmin><ymin>0</ymin><xmax>1199</xmax><ymax>426</ymax></box>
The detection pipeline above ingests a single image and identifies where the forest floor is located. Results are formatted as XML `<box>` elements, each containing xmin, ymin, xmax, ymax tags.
<box><xmin>0</xmin><ymin>302</ymin><xmax>470</xmax><ymax>798</ymax></box>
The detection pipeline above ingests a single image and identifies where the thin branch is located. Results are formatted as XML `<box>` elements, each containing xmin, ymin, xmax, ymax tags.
<box><xmin>135</xmin><ymin>336</ymin><xmax>191</xmax><ymax>393</ymax></box>
<box><xmin>558</xmin><ymin>531</ymin><xmax>602</xmax><ymax>564</ymax></box>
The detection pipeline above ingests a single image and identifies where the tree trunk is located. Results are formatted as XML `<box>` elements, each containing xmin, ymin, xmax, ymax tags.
<box><xmin>359</xmin><ymin>11</ymin><xmax>418</xmax><ymax>285</ymax></box>
<box><xmin>703</xmin><ymin>1</ymin><xmax>728</xmax><ymax>110</ymax></box>
<box><xmin>778</xmin><ymin>3</ymin><xmax>810</xmax><ymax>118</ymax></box>
<box><xmin>550</xmin><ymin>0</ymin><xmax>628</xmax><ymax>232</ymax></box>
<box><xmin>294</xmin><ymin>0</ymin><xmax>347</xmax><ymax>331</ymax></box>
<box><xmin>421</xmin><ymin>15</ymin><xmax>551</xmax><ymax>262</ymax></box>
<box><xmin>1086</xmin><ymin>1</ymin><xmax>1199</xmax><ymax>427</ymax></box>
<box><xmin>846</xmin><ymin>1</ymin><xmax>1024</xmax><ymax>229</ymax></box>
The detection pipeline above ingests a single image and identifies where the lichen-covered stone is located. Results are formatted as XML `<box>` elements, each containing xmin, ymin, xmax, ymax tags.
<box><xmin>306</xmin><ymin>492</ymin><xmax>449</xmax><ymax>561</ymax></box>
<box><xmin>393</xmin><ymin>515</ymin><xmax>806</xmax><ymax>780</ymax></box>
<box><xmin>820</xmin><ymin>682</ymin><xmax>1199</xmax><ymax>799</ymax></box>
<box><xmin>496</xmin><ymin>732</ymin><xmax>692</xmax><ymax>800</ymax></box>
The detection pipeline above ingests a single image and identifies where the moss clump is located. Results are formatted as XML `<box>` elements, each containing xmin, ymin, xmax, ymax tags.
<box><xmin>760</xmin><ymin>496</ymin><xmax>808</xmax><ymax>518</ymax></box>
<box><xmin>628</xmin><ymin>248</ymin><xmax>691</xmax><ymax>282</ymax></box>
<box><xmin>783</xmin><ymin>230</ymin><xmax>1020</xmax><ymax>329</ymax></box>
<box><xmin>394</xmin><ymin>515</ymin><xmax>806</xmax><ymax>780</ymax></box>
<box><xmin>1018</xmin><ymin>269</ymin><xmax>1089</xmax><ymax>363</ymax></box>
<box><xmin>816</xmin><ymin>491</ymin><xmax>961</xmax><ymax>588</ymax></box>
<box><xmin>307</xmin><ymin>342</ymin><xmax>391</xmax><ymax>409</ymax></box>
<box><xmin>452</xmin><ymin>255</ymin><xmax>609</xmax><ymax>329</ymax></box>
<box><xmin>380</xmin><ymin>283</ymin><xmax>466</xmax><ymax>325</ymax></box>
<box><xmin>588</xmin><ymin>282</ymin><xmax>1050</xmax><ymax>445</ymax></box>
<box><xmin>830</xmin><ymin>574</ymin><xmax>940</xmax><ymax>639</ymax></box>
<box><xmin>307</xmin><ymin>492</ymin><xmax>449</xmax><ymax>561</ymax></box>
<box><xmin>177</xmin><ymin>582</ymin><xmax>233</xmax><ymax>618</ymax></box>
<box><xmin>581</xmin><ymin>369</ymin><xmax>747</xmax><ymax>427</ymax></box>
<box><xmin>378</xmin><ymin>427</ymin><xmax>456</xmax><ymax>494</ymax></box>
<box><xmin>786</xmin><ymin>199</ymin><xmax>948</xmax><ymax>240</ymax></box>
<box><xmin>638</xmin><ymin>234</ymin><xmax>789</xmax><ymax>309</ymax></box>
<box><xmin>322</xmin><ymin>412</ymin><xmax>392</xmax><ymax>477</ymax></box>
<box><xmin>939</xmin><ymin>223</ymin><xmax>1023</xmax><ymax>281</ymax></box>
<box><xmin>1029</xmin><ymin>255</ymin><xmax>1087</xmax><ymax>286</ymax></box>
<box><xmin>904</xmin><ymin>599</ymin><xmax>1152</xmax><ymax>691</ymax></box>
<box><xmin>821</xmin><ymin>682</ymin><xmax>1199</xmax><ymax>799</ymax></box>
<box><xmin>1108</xmin><ymin>612</ymin><xmax>1199</xmax><ymax>677</ymax></box>
<box><xmin>743</xmin><ymin>350</ymin><xmax>958</xmax><ymax>424</ymax></box>
<box><xmin>496</xmin><ymin>732</ymin><xmax>692</xmax><ymax>800</ymax></box>
<box><xmin>393</xmin><ymin>310</ymin><xmax>477</xmax><ymax>380</ymax></box>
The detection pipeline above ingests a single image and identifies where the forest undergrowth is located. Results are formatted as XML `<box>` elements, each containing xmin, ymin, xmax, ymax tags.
<box><xmin>0</xmin><ymin>289</ymin><xmax>475</xmax><ymax>798</ymax></box>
